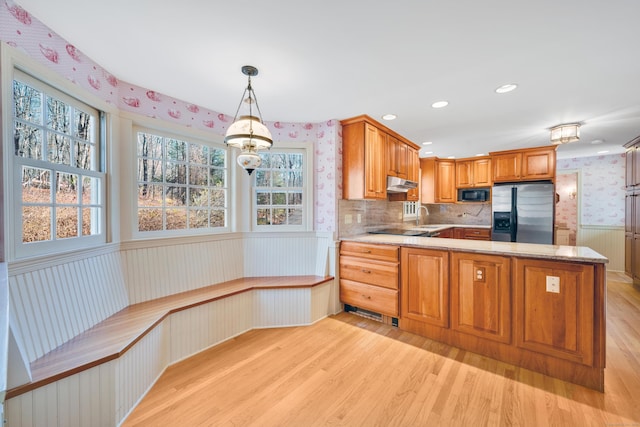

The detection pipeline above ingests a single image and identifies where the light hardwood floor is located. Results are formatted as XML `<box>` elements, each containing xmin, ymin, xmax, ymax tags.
<box><xmin>123</xmin><ymin>272</ymin><xmax>640</xmax><ymax>426</ymax></box>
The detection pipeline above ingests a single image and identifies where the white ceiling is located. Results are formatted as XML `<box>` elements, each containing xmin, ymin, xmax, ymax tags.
<box><xmin>15</xmin><ymin>0</ymin><xmax>640</xmax><ymax>159</ymax></box>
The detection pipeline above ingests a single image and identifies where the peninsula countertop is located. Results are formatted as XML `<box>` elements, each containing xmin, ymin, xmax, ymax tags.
<box><xmin>340</xmin><ymin>233</ymin><xmax>608</xmax><ymax>264</ymax></box>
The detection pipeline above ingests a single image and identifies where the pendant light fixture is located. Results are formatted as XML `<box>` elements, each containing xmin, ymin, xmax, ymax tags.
<box><xmin>224</xmin><ymin>65</ymin><xmax>273</xmax><ymax>175</ymax></box>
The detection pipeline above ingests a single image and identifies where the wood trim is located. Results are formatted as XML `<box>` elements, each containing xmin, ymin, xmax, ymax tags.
<box><xmin>340</xmin><ymin>115</ymin><xmax>421</xmax><ymax>150</ymax></box>
<box><xmin>6</xmin><ymin>275</ymin><xmax>333</xmax><ymax>399</ymax></box>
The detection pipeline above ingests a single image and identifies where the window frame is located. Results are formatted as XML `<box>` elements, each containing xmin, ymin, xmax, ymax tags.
<box><xmin>132</xmin><ymin>125</ymin><xmax>230</xmax><ymax>238</ymax></box>
<box><xmin>7</xmin><ymin>67</ymin><xmax>107</xmax><ymax>260</ymax></box>
<box><xmin>251</xmin><ymin>143</ymin><xmax>313</xmax><ymax>232</ymax></box>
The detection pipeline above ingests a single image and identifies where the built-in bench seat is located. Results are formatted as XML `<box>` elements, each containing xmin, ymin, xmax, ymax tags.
<box><xmin>6</xmin><ymin>275</ymin><xmax>333</xmax><ymax>400</ymax></box>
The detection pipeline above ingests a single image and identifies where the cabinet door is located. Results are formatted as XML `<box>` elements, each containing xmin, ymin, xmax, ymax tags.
<box><xmin>633</xmin><ymin>236</ymin><xmax>640</xmax><ymax>283</ymax></box>
<box><xmin>453</xmin><ymin>228</ymin><xmax>465</xmax><ymax>239</ymax></box>
<box><xmin>626</xmin><ymin>233</ymin><xmax>633</xmax><ymax>276</ymax></box>
<box><xmin>456</xmin><ymin>161</ymin><xmax>473</xmax><ymax>188</ymax></box>
<box><xmin>386</xmin><ymin>133</ymin><xmax>398</xmax><ymax>177</ymax></box>
<box><xmin>626</xmin><ymin>193</ymin><xmax>634</xmax><ymax>233</ymax></box>
<box><xmin>436</xmin><ymin>228</ymin><xmax>454</xmax><ymax>238</ymax></box>
<box><xmin>407</xmin><ymin>148</ymin><xmax>420</xmax><ymax>201</ymax></box>
<box><xmin>493</xmin><ymin>153</ymin><xmax>521</xmax><ymax>182</ymax></box>
<box><xmin>514</xmin><ymin>258</ymin><xmax>594</xmax><ymax>366</ymax></box>
<box><xmin>451</xmin><ymin>253</ymin><xmax>511</xmax><ymax>343</ymax></box>
<box><xmin>364</xmin><ymin>124</ymin><xmax>386</xmax><ymax>199</ymax></box>
<box><xmin>401</xmin><ymin>247</ymin><xmax>449</xmax><ymax>327</ymax></box>
<box><xmin>634</xmin><ymin>194</ymin><xmax>640</xmax><ymax>235</ymax></box>
<box><xmin>521</xmin><ymin>148</ymin><xmax>556</xmax><ymax>180</ymax></box>
<box><xmin>435</xmin><ymin>160</ymin><xmax>456</xmax><ymax>202</ymax></box>
<box><xmin>473</xmin><ymin>158</ymin><xmax>492</xmax><ymax>187</ymax></box>
<box><xmin>626</xmin><ymin>148</ymin><xmax>635</xmax><ymax>188</ymax></box>
<box><xmin>634</xmin><ymin>146</ymin><xmax>640</xmax><ymax>186</ymax></box>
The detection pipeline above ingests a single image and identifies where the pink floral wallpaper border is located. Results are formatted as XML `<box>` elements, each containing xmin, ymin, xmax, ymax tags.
<box><xmin>0</xmin><ymin>0</ymin><xmax>340</xmax><ymax>232</ymax></box>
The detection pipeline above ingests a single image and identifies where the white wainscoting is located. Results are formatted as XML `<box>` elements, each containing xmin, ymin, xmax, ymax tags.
<box><xmin>5</xmin><ymin>361</ymin><xmax>116</xmax><ymax>427</ymax></box>
<box><xmin>120</xmin><ymin>236</ymin><xmax>245</xmax><ymax>304</ymax></box>
<box><xmin>7</xmin><ymin>248</ymin><xmax>128</xmax><ymax>364</ymax></box>
<box><xmin>5</xmin><ymin>285</ymin><xmax>334</xmax><ymax>426</ymax></box>
<box><xmin>578</xmin><ymin>225</ymin><xmax>624</xmax><ymax>272</ymax></box>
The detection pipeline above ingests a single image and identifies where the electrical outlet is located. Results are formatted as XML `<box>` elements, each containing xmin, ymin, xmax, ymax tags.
<box><xmin>475</xmin><ymin>267</ymin><xmax>485</xmax><ymax>281</ymax></box>
<box><xmin>546</xmin><ymin>276</ymin><xmax>560</xmax><ymax>293</ymax></box>
<box><xmin>357</xmin><ymin>214</ymin><xmax>362</xmax><ymax>223</ymax></box>
<box><xmin>345</xmin><ymin>214</ymin><xmax>352</xmax><ymax>224</ymax></box>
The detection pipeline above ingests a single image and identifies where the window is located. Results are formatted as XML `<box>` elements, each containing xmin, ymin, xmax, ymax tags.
<box><xmin>136</xmin><ymin>129</ymin><xmax>228</xmax><ymax>234</ymax></box>
<box><xmin>253</xmin><ymin>149</ymin><xmax>309</xmax><ymax>230</ymax></box>
<box><xmin>12</xmin><ymin>70</ymin><xmax>105</xmax><ymax>258</ymax></box>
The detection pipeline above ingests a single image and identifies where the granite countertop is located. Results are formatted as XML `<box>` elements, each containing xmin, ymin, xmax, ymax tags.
<box><xmin>341</xmin><ymin>234</ymin><xmax>608</xmax><ymax>264</ymax></box>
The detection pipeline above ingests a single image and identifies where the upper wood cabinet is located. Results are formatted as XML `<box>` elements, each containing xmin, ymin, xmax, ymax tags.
<box><xmin>406</xmin><ymin>148</ymin><xmax>420</xmax><ymax>201</ymax></box>
<box><xmin>456</xmin><ymin>157</ymin><xmax>492</xmax><ymax>188</ymax></box>
<box><xmin>491</xmin><ymin>146</ymin><xmax>557</xmax><ymax>183</ymax></box>
<box><xmin>624</xmin><ymin>136</ymin><xmax>640</xmax><ymax>188</ymax></box>
<box><xmin>420</xmin><ymin>158</ymin><xmax>456</xmax><ymax>203</ymax></box>
<box><xmin>386</xmin><ymin>134</ymin><xmax>408</xmax><ymax>179</ymax></box>
<box><xmin>341</xmin><ymin>115</ymin><xmax>420</xmax><ymax>200</ymax></box>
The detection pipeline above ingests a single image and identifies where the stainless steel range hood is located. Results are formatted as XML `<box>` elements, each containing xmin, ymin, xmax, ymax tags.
<box><xmin>387</xmin><ymin>176</ymin><xmax>418</xmax><ymax>193</ymax></box>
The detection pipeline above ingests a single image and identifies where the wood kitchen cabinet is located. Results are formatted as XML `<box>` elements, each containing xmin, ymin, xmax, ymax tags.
<box><xmin>386</xmin><ymin>134</ymin><xmax>408</xmax><ymax>179</ymax></box>
<box><xmin>342</xmin><ymin>115</ymin><xmax>421</xmax><ymax>200</ymax></box>
<box><xmin>451</xmin><ymin>252</ymin><xmax>511</xmax><ymax>343</ymax></box>
<box><xmin>491</xmin><ymin>146</ymin><xmax>556</xmax><ymax>183</ymax></box>
<box><xmin>624</xmin><ymin>135</ymin><xmax>640</xmax><ymax>285</ymax></box>
<box><xmin>514</xmin><ymin>258</ymin><xmax>594</xmax><ymax>366</ymax></box>
<box><xmin>453</xmin><ymin>227</ymin><xmax>491</xmax><ymax>240</ymax></box>
<box><xmin>339</xmin><ymin>241</ymin><xmax>400</xmax><ymax>317</ymax></box>
<box><xmin>456</xmin><ymin>157</ymin><xmax>492</xmax><ymax>188</ymax></box>
<box><xmin>406</xmin><ymin>148</ymin><xmax>420</xmax><ymax>201</ymax></box>
<box><xmin>420</xmin><ymin>158</ymin><xmax>456</xmax><ymax>203</ymax></box>
<box><xmin>401</xmin><ymin>247</ymin><xmax>449</xmax><ymax>327</ymax></box>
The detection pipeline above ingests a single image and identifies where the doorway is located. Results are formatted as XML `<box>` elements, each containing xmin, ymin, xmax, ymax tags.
<box><xmin>555</xmin><ymin>171</ymin><xmax>579</xmax><ymax>245</ymax></box>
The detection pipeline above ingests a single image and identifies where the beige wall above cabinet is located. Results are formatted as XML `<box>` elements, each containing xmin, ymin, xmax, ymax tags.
<box><xmin>455</xmin><ymin>157</ymin><xmax>492</xmax><ymax>188</ymax></box>
<box><xmin>491</xmin><ymin>146</ymin><xmax>557</xmax><ymax>183</ymax></box>
<box><xmin>341</xmin><ymin>115</ymin><xmax>420</xmax><ymax>200</ymax></box>
<box><xmin>420</xmin><ymin>158</ymin><xmax>456</xmax><ymax>203</ymax></box>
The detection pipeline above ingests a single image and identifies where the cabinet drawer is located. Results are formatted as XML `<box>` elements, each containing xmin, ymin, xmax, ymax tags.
<box><xmin>340</xmin><ymin>242</ymin><xmax>399</xmax><ymax>262</ymax></box>
<box><xmin>463</xmin><ymin>228</ymin><xmax>491</xmax><ymax>240</ymax></box>
<box><xmin>340</xmin><ymin>256</ymin><xmax>398</xmax><ymax>289</ymax></box>
<box><xmin>340</xmin><ymin>279</ymin><xmax>399</xmax><ymax>316</ymax></box>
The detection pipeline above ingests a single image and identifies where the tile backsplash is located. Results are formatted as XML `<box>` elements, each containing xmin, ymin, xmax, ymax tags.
<box><xmin>338</xmin><ymin>200</ymin><xmax>491</xmax><ymax>237</ymax></box>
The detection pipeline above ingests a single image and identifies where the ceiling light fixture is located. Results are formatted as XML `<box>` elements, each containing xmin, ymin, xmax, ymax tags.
<box><xmin>550</xmin><ymin>123</ymin><xmax>581</xmax><ymax>145</ymax></box>
<box><xmin>597</xmin><ymin>150</ymin><xmax>610</xmax><ymax>154</ymax></box>
<box><xmin>422</xmin><ymin>141</ymin><xmax>433</xmax><ymax>145</ymax></box>
<box><xmin>224</xmin><ymin>65</ymin><xmax>273</xmax><ymax>175</ymax></box>
<box><xmin>495</xmin><ymin>84</ymin><xmax>518</xmax><ymax>94</ymax></box>
<box><xmin>382</xmin><ymin>114</ymin><xmax>397</xmax><ymax>121</ymax></box>
<box><xmin>432</xmin><ymin>101</ymin><xmax>449</xmax><ymax>109</ymax></box>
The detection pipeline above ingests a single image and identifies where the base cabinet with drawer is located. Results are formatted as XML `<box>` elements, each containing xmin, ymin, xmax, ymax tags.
<box><xmin>340</xmin><ymin>238</ymin><xmax>606</xmax><ymax>391</ymax></box>
<box><xmin>339</xmin><ymin>242</ymin><xmax>400</xmax><ymax>317</ymax></box>
<box><xmin>453</xmin><ymin>227</ymin><xmax>491</xmax><ymax>240</ymax></box>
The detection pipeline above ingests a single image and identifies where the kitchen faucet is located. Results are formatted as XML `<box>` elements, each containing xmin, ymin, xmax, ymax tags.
<box><xmin>416</xmin><ymin>205</ymin><xmax>429</xmax><ymax>226</ymax></box>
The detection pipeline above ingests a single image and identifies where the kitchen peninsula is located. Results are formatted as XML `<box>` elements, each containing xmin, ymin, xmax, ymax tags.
<box><xmin>339</xmin><ymin>234</ymin><xmax>608</xmax><ymax>391</ymax></box>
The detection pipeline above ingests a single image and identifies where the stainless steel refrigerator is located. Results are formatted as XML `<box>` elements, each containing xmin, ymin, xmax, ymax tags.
<box><xmin>491</xmin><ymin>182</ymin><xmax>555</xmax><ymax>244</ymax></box>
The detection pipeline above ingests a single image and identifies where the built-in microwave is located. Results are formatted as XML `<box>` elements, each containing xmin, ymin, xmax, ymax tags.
<box><xmin>457</xmin><ymin>188</ymin><xmax>490</xmax><ymax>202</ymax></box>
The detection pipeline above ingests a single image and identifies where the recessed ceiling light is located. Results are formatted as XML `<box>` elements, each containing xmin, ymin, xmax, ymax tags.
<box><xmin>475</xmin><ymin>153</ymin><xmax>486</xmax><ymax>156</ymax></box>
<box><xmin>447</xmin><ymin>156</ymin><xmax>455</xmax><ymax>159</ymax></box>
<box><xmin>591</xmin><ymin>139</ymin><xmax>605</xmax><ymax>145</ymax></box>
<box><xmin>597</xmin><ymin>150</ymin><xmax>610</xmax><ymax>154</ymax></box>
<box><xmin>382</xmin><ymin>114</ymin><xmax>397</xmax><ymax>121</ymax></box>
<box><xmin>423</xmin><ymin>151</ymin><xmax>433</xmax><ymax>155</ymax></box>
<box><xmin>495</xmin><ymin>84</ymin><xmax>518</xmax><ymax>94</ymax></box>
<box><xmin>432</xmin><ymin>101</ymin><xmax>449</xmax><ymax>109</ymax></box>
<box><xmin>422</xmin><ymin>141</ymin><xmax>433</xmax><ymax>145</ymax></box>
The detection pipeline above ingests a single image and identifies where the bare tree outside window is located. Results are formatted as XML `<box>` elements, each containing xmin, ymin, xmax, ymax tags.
<box><xmin>136</xmin><ymin>131</ymin><xmax>228</xmax><ymax>232</ymax></box>
<box><xmin>255</xmin><ymin>151</ymin><xmax>304</xmax><ymax>226</ymax></box>
<box><xmin>13</xmin><ymin>73</ymin><xmax>103</xmax><ymax>246</ymax></box>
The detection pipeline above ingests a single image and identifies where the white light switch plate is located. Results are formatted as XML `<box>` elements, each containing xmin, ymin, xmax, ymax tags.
<box><xmin>546</xmin><ymin>276</ymin><xmax>560</xmax><ymax>293</ymax></box>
